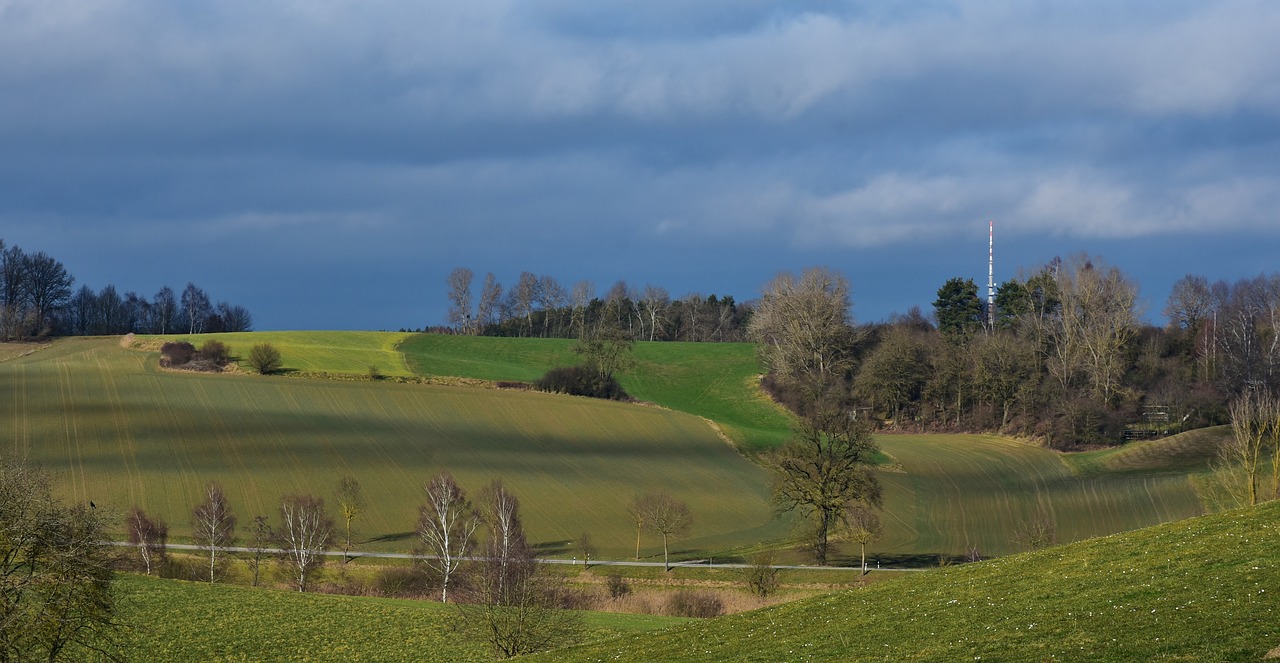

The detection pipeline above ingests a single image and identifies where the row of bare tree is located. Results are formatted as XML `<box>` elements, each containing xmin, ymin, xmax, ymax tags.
<box><xmin>1</xmin><ymin>237</ymin><xmax>252</xmax><ymax>339</ymax></box>
<box><xmin>441</xmin><ymin>267</ymin><xmax>751</xmax><ymax>342</ymax></box>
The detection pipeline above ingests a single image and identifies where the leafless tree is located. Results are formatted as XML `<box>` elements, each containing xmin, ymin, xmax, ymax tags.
<box><xmin>537</xmin><ymin>275</ymin><xmax>567</xmax><ymax>337</ymax></box>
<box><xmin>748</xmin><ymin>267</ymin><xmax>858</xmax><ymax>395</ymax></box>
<box><xmin>455</xmin><ymin>495</ymin><xmax>583</xmax><ymax>658</ymax></box>
<box><xmin>842</xmin><ymin>501</ymin><xmax>882</xmax><ymax>574</ymax></box>
<box><xmin>334</xmin><ymin>476</ymin><xmax>365</xmax><ymax>563</ymax></box>
<box><xmin>509</xmin><ymin>272</ymin><xmax>541</xmax><ymax>336</ymax></box>
<box><xmin>1013</xmin><ymin>510</ymin><xmax>1057</xmax><ymax>551</ymax></box>
<box><xmin>446</xmin><ymin>267</ymin><xmax>475</xmax><ymax>333</ymax></box>
<box><xmin>570</xmin><ymin>280</ymin><xmax>593</xmax><ymax>339</ymax></box>
<box><xmin>246</xmin><ymin>515</ymin><xmax>273</xmax><ymax>587</ymax></box>
<box><xmin>1225</xmin><ymin>390</ymin><xmax>1276</xmax><ymax>506</ymax></box>
<box><xmin>576</xmin><ymin>532</ymin><xmax>596</xmax><ymax>568</ymax></box>
<box><xmin>180</xmin><ymin>282</ymin><xmax>211</xmax><ymax>335</ymax></box>
<box><xmin>416</xmin><ymin>472</ymin><xmax>478</xmax><ymax>603</ymax></box>
<box><xmin>477</xmin><ymin>272</ymin><xmax>503</xmax><ymax>329</ymax></box>
<box><xmin>126</xmin><ymin>507</ymin><xmax>167</xmax><ymax>576</ymax></box>
<box><xmin>741</xmin><ymin>551</ymin><xmax>779</xmax><ymax>598</ymax></box>
<box><xmin>639</xmin><ymin>285</ymin><xmax>670</xmax><ymax>342</ymax></box>
<box><xmin>626</xmin><ymin>494</ymin><xmax>652</xmax><ymax>560</ymax></box>
<box><xmin>477</xmin><ymin>479</ymin><xmax>523</xmax><ymax>597</ymax></box>
<box><xmin>1045</xmin><ymin>255</ymin><xmax>1139</xmax><ymax>402</ymax></box>
<box><xmin>277</xmin><ymin>494</ymin><xmax>333</xmax><ymax>592</ymax></box>
<box><xmin>191</xmin><ymin>482</ymin><xmax>237</xmax><ymax>582</ymax></box>
<box><xmin>633</xmin><ymin>491</ymin><xmax>692</xmax><ymax>572</ymax></box>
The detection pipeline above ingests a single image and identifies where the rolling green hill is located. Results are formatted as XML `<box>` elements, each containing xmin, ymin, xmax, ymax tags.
<box><xmin>532</xmin><ymin>500</ymin><xmax>1280</xmax><ymax>662</ymax></box>
<box><xmin>114</xmin><ymin>573</ymin><xmax>686</xmax><ymax>662</ymax></box>
<box><xmin>2</xmin><ymin>333</ymin><xmax>1230</xmax><ymax>561</ymax></box>
<box><xmin>2</xmin><ymin>337</ymin><xmax>786</xmax><ymax>556</ymax></box>
<box><xmin>398</xmin><ymin>334</ymin><xmax>793</xmax><ymax>451</ymax></box>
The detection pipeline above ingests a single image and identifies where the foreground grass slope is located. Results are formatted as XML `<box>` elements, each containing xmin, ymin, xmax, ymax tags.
<box><xmin>399</xmin><ymin>334</ymin><xmax>793</xmax><ymax>450</ymax></box>
<box><xmin>3</xmin><ymin>338</ymin><xmax>784</xmax><ymax>555</ymax></box>
<box><xmin>537</xmin><ymin>500</ymin><xmax>1280</xmax><ymax>662</ymax></box>
<box><xmin>115</xmin><ymin>573</ymin><xmax>685</xmax><ymax>662</ymax></box>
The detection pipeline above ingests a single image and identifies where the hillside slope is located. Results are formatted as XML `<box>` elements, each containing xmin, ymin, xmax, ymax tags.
<box><xmin>535</xmin><ymin>500</ymin><xmax>1280</xmax><ymax>662</ymax></box>
<box><xmin>2</xmin><ymin>338</ymin><xmax>784</xmax><ymax>554</ymax></box>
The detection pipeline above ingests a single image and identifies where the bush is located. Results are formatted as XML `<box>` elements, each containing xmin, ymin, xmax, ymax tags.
<box><xmin>742</xmin><ymin>552</ymin><xmax>780</xmax><ymax>598</ymax></box>
<box><xmin>159</xmin><ymin>341</ymin><xmax>196</xmax><ymax>367</ymax></box>
<box><xmin>665</xmin><ymin>590</ymin><xmax>724</xmax><ymax>618</ymax></box>
<box><xmin>247</xmin><ymin>343</ymin><xmax>282</xmax><ymax>375</ymax></box>
<box><xmin>534</xmin><ymin>364</ymin><xmax>630</xmax><ymax>401</ymax></box>
<box><xmin>605</xmin><ymin>573</ymin><xmax>631</xmax><ymax>599</ymax></box>
<box><xmin>198</xmin><ymin>339</ymin><xmax>231</xmax><ymax>366</ymax></box>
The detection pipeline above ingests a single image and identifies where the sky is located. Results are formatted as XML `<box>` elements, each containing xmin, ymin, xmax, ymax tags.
<box><xmin>1</xmin><ymin>0</ymin><xmax>1277</xmax><ymax>331</ymax></box>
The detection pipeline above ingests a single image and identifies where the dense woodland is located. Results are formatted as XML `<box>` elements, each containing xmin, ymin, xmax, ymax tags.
<box><xmin>0</xmin><ymin>238</ymin><xmax>252</xmax><ymax>339</ymax></box>
<box><xmin>446</xmin><ymin>260</ymin><xmax>1280</xmax><ymax>449</ymax></box>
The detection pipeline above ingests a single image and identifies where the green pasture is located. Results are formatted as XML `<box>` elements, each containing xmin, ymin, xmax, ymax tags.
<box><xmin>871</xmin><ymin>434</ymin><xmax>1209</xmax><ymax>559</ymax></box>
<box><xmin>537</xmin><ymin>500</ymin><xmax>1280</xmax><ymax>662</ymax></box>
<box><xmin>115</xmin><ymin>573</ymin><xmax>685</xmax><ymax>662</ymax></box>
<box><xmin>146</xmin><ymin>331</ymin><xmax>416</xmax><ymax>377</ymax></box>
<box><xmin>3</xmin><ymin>338</ymin><xmax>785</xmax><ymax>556</ymax></box>
<box><xmin>400</xmin><ymin>334</ymin><xmax>793</xmax><ymax>451</ymax></box>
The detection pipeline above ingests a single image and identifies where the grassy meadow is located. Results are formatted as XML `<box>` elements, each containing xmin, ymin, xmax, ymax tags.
<box><xmin>534</xmin><ymin>500</ymin><xmax>1280</xmax><ymax>662</ymax></box>
<box><xmin>399</xmin><ymin>334</ymin><xmax>794</xmax><ymax>451</ymax></box>
<box><xmin>114</xmin><ymin>573</ymin><xmax>686</xmax><ymax>662</ymax></box>
<box><xmin>2</xmin><ymin>337</ymin><xmax>786</xmax><ymax>556</ymax></box>
<box><xmin>1</xmin><ymin>332</ymin><xmax>1229</xmax><ymax>562</ymax></box>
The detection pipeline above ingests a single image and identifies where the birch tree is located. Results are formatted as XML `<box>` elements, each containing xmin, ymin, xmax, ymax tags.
<box><xmin>126</xmin><ymin>507</ymin><xmax>167</xmax><ymax>575</ymax></box>
<box><xmin>446</xmin><ymin>267</ymin><xmax>475</xmax><ymax>333</ymax></box>
<box><xmin>416</xmin><ymin>472</ymin><xmax>478</xmax><ymax>603</ymax></box>
<box><xmin>191</xmin><ymin>482</ymin><xmax>236</xmax><ymax>582</ymax></box>
<box><xmin>634</xmin><ymin>492</ymin><xmax>692</xmax><ymax>572</ymax></box>
<box><xmin>277</xmin><ymin>494</ymin><xmax>333</xmax><ymax>592</ymax></box>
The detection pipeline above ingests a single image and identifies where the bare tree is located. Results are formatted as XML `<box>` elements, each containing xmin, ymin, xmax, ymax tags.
<box><xmin>126</xmin><ymin>507</ymin><xmax>167</xmax><ymax>576</ymax></box>
<box><xmin>626</xmin><ymin>493</ymin><xmax>654</xmax><ymax>560</ymax></box>
<box><xmin>446</xmin><ymin>267</ymin><xmax>475</xmax><ymax>333</ymax></box>
<box><xmin>477</xmin><ymin>479</ymin><xmax>523</xmax><ymax>597</ymax></box>
<box><xmin>21</xmin><ymin>251</ymin><xmax>75</xmax><ymax>337</ymax></box>
<box><xmin>842</xmin><ymin>501</ymin><xmax>882</xmax><ymax>575</ymax></box>
<box><xmin>1045</xmin><ymin>255</ymin><xmax>1139</xmax><ymax>402</ymax></box>
<box><xmin>766</xmin><ymin>395</ymin><xmax>882</xmax><ymax>566</ymax></box>
<box><xmin>455</xmin><ymin>495</ymin><xmax>583</xmax><ymax>658</ymax></box>
<box><xmin>191</xmin><ymin>482</ymin><xmax>237</xmax><ymax>582</ymax></box>
<box><xmin>277</xmin><ymin>494</ymin><xmax>333</xmax><ymax>592</ymax></box>
<box><xmin>570</xmin><ymin>280</ymin><xmax>593</xmax><ymax>339</ymax></box>
<box><xmin>180</xmin><ymin>282</ymin><xmax>211</xmax><ymax>335</ymax></box>
<box><xmin>416</xmin><ymin>472</ymin><xmax>478</xmax><ymax>603</ymax></box>
<box><xmin>335</xmin><ymin>476</ymin><xmax>365</xmax><ymax>563</ymax></box>
<box><xmin>1013</xmin><ymin>510</ymin><xmax>1058</xmax><ymax>551</ymax></box>
<box><xmin>246</xmin><ymin>515</ymin><xmax>273</xmax><ymax>587</ymax></box>
<box><xmin>476</xmin><ymin>273</ymin><xmax>503</xmax><ymax>330</ymax></box>
<box><xmin>748</xmin><ymin>267</ymin><xmax>858</xmax><ymax>394</ymax></box>
<box><xmin>576</xmin><ymin>532</ymin><xmax>596</xmax><ymax>568</ymax></box>
<box><xmin>639</xmin><ymin>285</ymin><xmax>670</xmax><ymax>342</ymax></box>
<box><xmin>741</xmin><ymin>551</ymin><xmax>780</xmax><ymax>598</ymax></box>
<box><xmin>151</xmin><ymin>286</ymin><xmax>179</xmax><ymax>335</ymax></box>
<box><xmin>1226</xmin><ymin>390</ymin><xmax>1274</xmax><ymax>506</ymax></box>
<box><xmin>634</xmin><ymin>491</ymin><xmax>692</xmax><ymax>572</ymax></box>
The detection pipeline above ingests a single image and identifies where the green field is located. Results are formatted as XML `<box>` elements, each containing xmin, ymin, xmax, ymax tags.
<box><xmin>3</xmin><ymin>337</ymin><xmax>785</xmax><ymax>556</ymax></box>
<box><xmin>399</xmin><ymin>334</ymin><xmax>794</xmax><ymax>451</ymax></box>
<box><xmin>535</xmin><ymin>500</ymin><xmax>1280</xmax><ymax>662</ymax></box>
<box><xmin>872</xmin><ymin>434</ymin><xmax>1210</xmax><ymax>559</ymax></box>
<box><xmin>144</xmin><ymin>331</ymin><xmax>417</xmax><ymax>377</ymax></box>
<box><xmin>2</xmin><ymin>333</ymin><xmax>1228</xmax><ymax>563</ymax></box>
<box><xmin>115</xmin><ymin>573</ymin><xmax>686</xmax><ymax>662</ymax></box>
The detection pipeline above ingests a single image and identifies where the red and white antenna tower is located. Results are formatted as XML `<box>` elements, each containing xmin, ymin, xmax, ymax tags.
<box><xmin>987</xmin><ymin>221</ymin><xmax>995</xmax><ymax>329</ymax></box>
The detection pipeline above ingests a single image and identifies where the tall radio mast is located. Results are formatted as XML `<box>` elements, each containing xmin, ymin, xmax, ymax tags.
<box><xmin>987</xmin><ymin>221</ymin><xmax>995</xmax><ymax>329</ymax></box>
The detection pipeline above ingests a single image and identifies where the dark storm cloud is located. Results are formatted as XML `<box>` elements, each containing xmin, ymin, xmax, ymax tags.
<box><xmin>1</xmin><ymin>0</ymin><xmax>1276</xmax><ymax>329</ymax></box>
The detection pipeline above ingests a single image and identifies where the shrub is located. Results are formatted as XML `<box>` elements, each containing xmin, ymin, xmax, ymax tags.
<box><xmin>159</xmin><ymin>341</ymin><xmax>196</xmax><ymax>367</ymax></box>
<box><xmin>534</xmin><ymin>364</ymin><xmax>630</xmax><ymax>401</ymax></box>
<box><xmin>247</xmin><ymin>343</ymin><xmax>282</xmax><ymax>375</ymax></box>
<box><xmin>665</xmin><ymin>590</ymin><xmax>724</xmax><ymax>618</ymax></box>
<box><xmin>198</xmin><ymin>339</ymin><xmax>231</xmax><ymax>366</ymax></box>
<box><xmin>605</xmin><ymin>574</ymin><xmax>631</xmax><ymax>599</ymax></box>
<box><xmin>742</xmin><ymin>552</ymin><xmax>780</xmax><ymax>598</ymax></box>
